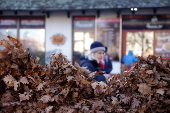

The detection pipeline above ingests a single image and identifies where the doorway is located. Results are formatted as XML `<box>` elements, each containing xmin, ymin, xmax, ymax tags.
<box><xmin>122</xmin><ymin>30</ymin><xmax>154</xmax><ymax>58</ymax></box>
<box><xmin>73</xmin><ymin>16</ymin><xmax>95</xmax><ymax>64</ymax></box>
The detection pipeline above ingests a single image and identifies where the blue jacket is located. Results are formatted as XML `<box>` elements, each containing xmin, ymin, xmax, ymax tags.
<box><xmin>103</xmin><ymin>55</ymin><xmax>113</xmax><ymax>74</ymax></box>
<box><xmin>122</xmin><ymin>50</ymin><xmax>138</xmax><ymax>66</ymax></box>
<box><xmin>80</xmin><ymin>56</ymin><xmax>106</xmax><ymax>82</ymax></box>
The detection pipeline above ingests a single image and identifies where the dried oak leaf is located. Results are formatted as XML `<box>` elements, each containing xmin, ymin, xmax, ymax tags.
<box><xmin>94</xmin><ymin>85</ymin><xmax>105</xmax><ymax>95</ymax></box>
<box><xmin>72</xmin><ymin>91</ymin><xmax>78</xmax><ymax>98</ymax></box>
<box><xmin>79</xmin><ymin>78</ymin><xmax>90</xmax><ymax>84</ymax></box>
<box><xmin>56</xmin><ymin>106</ymin><xmax>72</xmax><ymax>113</ymax></box>
<box><xmin>137</xmin><ymin>83</ymin><xmax>153</xmax><ymax>94</ymax></box>
<box><xmin>40</xmin><ymin>95</ymin><xmax>51</xmax><ymax>103</ymax></box>
<box><xmin>81</xmin><ymin>105</ymin><xmax>90</xmax><ymax>111</ymax></box>
<box><xmin>162</xmin><ymin>76</ymin><xmax>170</xmax><ymax>81</ymax></box>
<box><xmin>37</xmin><ymin>102</ymin><xmax>49</xmax><ymax>109</ymax></box>
<box><xmin>25</xmin><ymin>71</ymin><xmax>41</xmax><ymax>85</ymax></box>
<box><xmin>34</xmin><ymin>56</ymin><xmax>40</xmax><ymax>64</ymax></box>
<box><xmin>3</xmin><ymin>75</ymin><xmax>16</xmax><ymax>87</ymax></box>
<box><xmin>18</xmin><ymin>48</ymin><xmax>30</xmax><ymax>58</ymax></box>
<box><xmin>67</xmin><ymin>76</ymin><xmax>74</xmax><ymax>82</ymax></box>
<box><xmin>16</xmin><ymin>109</ymin><xmax>23</xmax><ymax>113</ymax></box>
<box><xmin>92</xmin><ymin>100</ymin><xmax>104</xmax><ymax>110</ymax></box>
<box><xmin>138</xmin><ymin>107</ymin><xmax>147</xmax><ymax>113</ymax></box>
<box><xmin>0</xmin><ymin>53</ymin><xmax>6</xmax><ymax>59</ymax></box>
<box><xmin>60</xmin><ymin>88</ymin><xmax>69</xmax><ymax>97</ymax></box>
<box><xmin>45</xmin><ymin>106</ymin><xmax>53</xmax><ymax>113</ymax></box>
<box><xmin>111</xmin><ymin>96</ymin><xmax>118</xmax><ymax>105</ymax></box>
<box><xmin>64</xmin><ymin>68</ymin><xmax>72</xmax><ymax>74</ymax></box>
<box><xmin>156</xmin><ymin>56</ymin><xmax>162</xmax><ymax>64</ymax></box>
<box><xmin>19</xmin><ymin>92</ymin><xmax>32</xmax><ymax>101</ymax></box>
<box><xmin>19</xmin><ymin>77</ymin><xmax>29</xmax><ymax>84</ymax></box>
<box><xmin>156</xmin><ymin>88</ymin><xmax>165</xmax><ymax>95</ymax></box>
<box><xmin>0</xmin><ymin>39</ymin><xmax>11</xmax><ymax>48</ymax></box>
<box><xmin>14</xmin><ymin>80</ymin><xmax>20</xmax><ymax>91</ymax></box>
<box><xmin>8</xmin><ymin>35</ymin><xmax>22</xmax><ymax>47</ymax></box>
<box><xmin>27</xmin><ymin>109</ymin><xmax>37</xmax><ymax>113</ymax></box>
<box><xmin>166</xmin><ymin>90</ymin><xmax>170</xmax><ymax>95</ymax></box>
<box><xmin>54</xmin><ymin>94</ymin><xmax>65</xmax><ymax>103</ymax></box>
<box><xmin>11</xmin><ymin>63</ymin><xmax>19</xmax><ymax>69</ymax></box>
<box><xmin>105</xmin><ymin>87</ymin><xmax>112</xmax><ymax>95</ymax></box>
<box><xmin>146</xmin><ymin>70</ymin><xmax>153</xmax><ymax>74</ymax></box>
<box><xmin>67</xmin><ymin>109</ymin><xmax>77</xmax><ymax>113</ymax></box>
<box><xmin>73</xmin><ymin>101</ymin><xmax>84</xmax><ymax>109</ymax></box>
<box><xmin>131</xmin><ymin>97</ymin><xmax>141</xmax><ymax>108</ymax></box>
<box><xmin>74</xmin><ymin>62</ymin><xmax>91</xmax><ymax>76</ymax></box>
<box><xmin>104</xmin><ymin>105</ymin><xmax>113</xmax><ymax>112</ymax></box>
<box><xmin>37</xmin><ymin>82</ymin><xmax>46</xmax><ymax>91</ymax></box>
<box><xmin>91</xmin><ymin>81</ymin><xmax>107</xmax><ymax>89</ymax></box>
<box><xmin>1</xmin><ymin>91</ymin><xmax>14</xmax><ymax>103</ymax></box>
<box><xmin>122</xmin><ymin>96</ymin><xmax>131</xmax><ymax>104</ymax></box>
<box><xmin>155</xmin><ymin>71</ymin><xmax>161</xmax><ymax>80</ymax></box>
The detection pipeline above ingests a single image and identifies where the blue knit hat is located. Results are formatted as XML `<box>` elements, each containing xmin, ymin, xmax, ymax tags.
<box><xmin>90</xmin><ymin>41</ymin><xmax>105</xmax><ymax>53</ymax></box>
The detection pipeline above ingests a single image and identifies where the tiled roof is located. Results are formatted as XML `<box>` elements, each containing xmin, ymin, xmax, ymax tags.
<box><xmin>0</xmin><ymin>0</ymin><xmax>170</xmax><ymax>10</ymax></box>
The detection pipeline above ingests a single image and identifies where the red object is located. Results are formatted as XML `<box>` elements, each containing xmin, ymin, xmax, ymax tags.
<box><xmin>97</xmin><ymin>18</ymin><xmax>120</xmax><ymax>23</ymax></box>
<box><xmin>73</xmin><ymin>16</ymin><xmax>95</xmax><ymax>20</ymax></box>
<box><xmin>99</xmin><ymin>61</ymin><xmax>105</xmax><ymax>70</ymax></box>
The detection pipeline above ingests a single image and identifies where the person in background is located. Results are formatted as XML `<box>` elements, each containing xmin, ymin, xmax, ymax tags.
<box><xmin>122</xmin><ymin>50</ymin><xmax>138</xmax><ymax>72</ymax></box>
<box><xmin>103</xmin><ymin>47</ymin><xmax>113</xmax><ymax>74</ymax></box>
<box><xmin>122</xmin><ymin>50</ymin><xmax>138</xmax><ymax>66</ymax></box>
<box><xmin>80</xmin><ymin>41</ymin><xmax>111</xmax><ymax>82</ymax></box>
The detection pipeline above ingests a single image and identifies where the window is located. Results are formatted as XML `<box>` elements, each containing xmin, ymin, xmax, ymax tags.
<box><xmin>0</xmin><ymin>17</ymin><xmax>45</xmax><ymax>65</ymax></box>
<box><xmin>73</xmin><ymin>16</ymin><xmax>95</xmax><ymax>64</ymax></box>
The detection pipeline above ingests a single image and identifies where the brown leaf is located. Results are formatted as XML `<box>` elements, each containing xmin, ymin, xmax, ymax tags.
<box><xmin>73</xmin><ymin>101</ymin><xmax>84</xmax><ymax>109</ymax></box>
<box><xmin>122</xmin><ymin>96</ymin><xmax>131</xmax><ymax>104</ymax></box>
<box><xmin>131</xmin><ymin>98</ymin><xmax>141</xmax><ymax>108</ymax></box>
<box><xmin>11</xmin><ymin>63</ymin><xmax>18</xmax><ymax>69</ymax></box>
<box><xmin>19</xmin><ymin>92</ymin><xmax>31</xmax><ymax>101</ymax></box>
<box><xmin>72</xmin><ymin>92</ymin><xmax>78</xmax><ymax>98</ymax></box>
<box><xmin>92</xmin><ymin>100</ymin><xmax>104</xmax><ymax>110</ymax></box>
<box><xmin>3</xmin><ymin>75</ymin><xmax>16</xmax><ymax>87</ymax></box>
<box><xmin>146</xmin><ymin>70</ymin><xmax>153</xmax><ymax>74</ymax></box>
<box><xmin>37</xmin><ymin>82</ymin><xmax>46</xmax><ymax>91</ymax></box>
<box><xmin>0</xmin><ymin>53</ymin><xmax>6</xmax><ymax>59</ymax></box>
<box><xmin>156</xmin><ymin>88</ymin><xmax>165</xmax><ymax>95</ymax></box>
<box><xmin>111</xmin><ymin>97</ymin><xmax>118</xmax><ymax>105</ymax></box>
<box><xmin>45</xmin><ymin>106</ymin><xmax>53</xmax><ymax>113</ymax></box>
<box><xmin>1</xmin><ymin>91</ymin><xmax>14</xmax><ymax>103</ymax></box>
<box><xmin>37</xmin><ymin>102</ymin><xmax>49</xmax><ymax>109</ymax></box>
<box><xmin>67</xmin><ymin>76</ymin><xmax>74</xmax><ymax>82</ymax></box>
<box><xmin>81</xmin><ymin>105</ymin><xmax>90</xmax><ymax>111</ymax></box>
<box><xmin>14</xmin><ymin>80</ymin><xmax>20</xmax><ymax>91</ymax></box>
<box><xmin>91</xmin><ymin>82</ymin><xmax>107</xmax><ymax>89</ymax></box>
<box><xmin>60</xmin><ymin>88</ymin><xmax>69</xmax><ymax>97</ymax></box>
<box><xmin>40</xmin><ymin>95</ymin><xmax>51</xmax><ymax>103</ymax></box>
<box><xmin>79</xmin><ymin>78</ymin><xmax>90</xmax><ymax>84</ymax></box>
<box><xmin>16</xmin><ymin>109</ymin><xmax>23</xmax><ymax>113</ymax></box>
<box><xmin>0</xmin><ymin>39</ymin><xmax>11</xmax><ymax>48</ymax></box>
<box><xmin>19</xmin><ymin>77</ymin><xmax>29</xmax><ymax>84</ymax></box>
<box><xmin>137</xmin><ymin>83</ymin><xmax>153</xmax><ymax>94</ymax></box>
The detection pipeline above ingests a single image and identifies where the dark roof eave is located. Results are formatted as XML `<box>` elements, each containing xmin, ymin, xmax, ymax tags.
<box><xmin>0</xmin><ymin>6</ymin><xmax>169</xmax><ymax>11</ymax></box>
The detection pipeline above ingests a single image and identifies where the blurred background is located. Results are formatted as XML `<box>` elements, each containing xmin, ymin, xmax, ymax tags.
<box><xmin>0</xmin><ymin>0</ymin><xmax>170</xmax><ymax>73</ymax></box>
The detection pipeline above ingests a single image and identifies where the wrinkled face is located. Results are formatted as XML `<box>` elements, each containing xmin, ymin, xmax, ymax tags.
<box><xmin>93</xmin><ymin>51</ymin><xmax>105</xmax><ymax>62</ymax></box>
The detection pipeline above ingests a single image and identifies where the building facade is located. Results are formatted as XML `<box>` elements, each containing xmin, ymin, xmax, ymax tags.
<box><xmin>0</xmin><ymin>0</ymin><xmax>170</xmax><ymax>73</ymax></box>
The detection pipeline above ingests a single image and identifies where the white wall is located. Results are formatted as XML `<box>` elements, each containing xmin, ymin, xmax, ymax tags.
<box><xmin>45</xmin><ymin>12</ymin><xmax>72</xmax><ymax>64</ymax></box>
<box><xmin>111</xmin><ymin>61</ymin><xmax>121</xmax><ymax>74</ymax></box>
